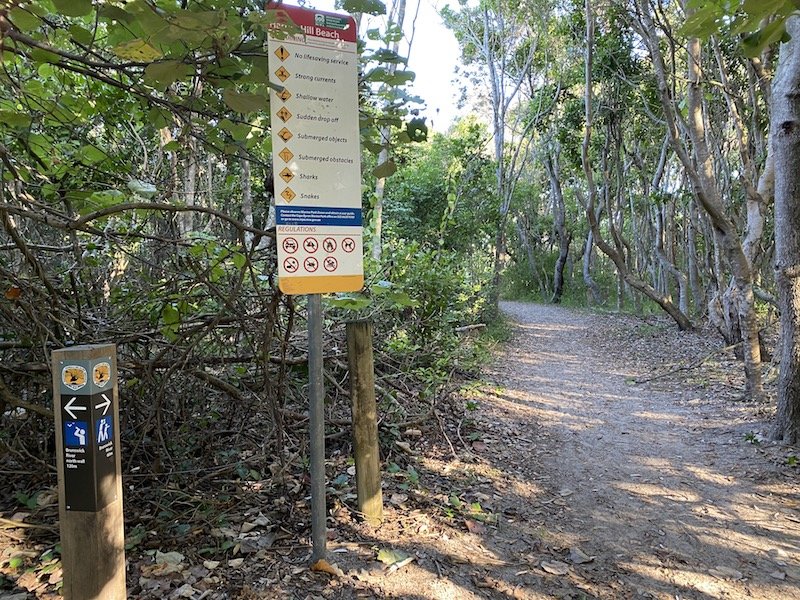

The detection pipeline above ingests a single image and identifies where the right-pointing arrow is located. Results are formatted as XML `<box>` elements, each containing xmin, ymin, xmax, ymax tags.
<box><xmin>95</xmin><ymin>393</ymin><xmax>111</xmax><ymax>416</ymax></box>
<box><xmin>64</xmin><ymin>397</ymin><xmax>87</xmax><ymax>420</ymax></box>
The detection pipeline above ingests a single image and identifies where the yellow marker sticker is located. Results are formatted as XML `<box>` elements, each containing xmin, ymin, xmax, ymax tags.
<box><xmin>278</xmin><ymin>88</ymin><xmax>292</xmax><ymax>102</ymax></box>
<box><xmin>278</xmin><ymin>128</ymin><xmax>293</xmax><ymax>142</ymax></box>
<box><xmin>275</xmin><ymin>67</ymin><xmax>290</xmax><ymax>82</ymax></box>
<box><xmin>281</xmin><ymin>188</ymin><xmax>296</xmax><ymax>202</ymax></box>
<box><xmin>62</xmin><ymin>365</ymin><xmax>87</xmax><ymax>391</ymax></box>
<box><xmin>275</xmin><ymin>46</ymin><xmax>290</xmax><ymax>61</ymax></box>
<box><xmin>93</xmin><ymin>362</ymin><xmax>111</xmax><ymax>388</ymax></box>
<box><xmin>279</xmin><ymin>148</ymin><xmax>294</xmax><ymax>163</ymax></box>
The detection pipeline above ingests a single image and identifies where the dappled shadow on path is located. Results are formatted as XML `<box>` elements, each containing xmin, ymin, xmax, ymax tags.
<box><xmin>450</xmin><ymin>301</ymin><xmax>800</xmax><ymax>599</ymax></box>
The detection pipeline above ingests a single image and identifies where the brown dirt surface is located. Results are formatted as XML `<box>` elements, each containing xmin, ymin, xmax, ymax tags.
<box><xmin>2</xmin><ymin>301</ymin><xmax>799</xmax><ymax>599</ymax></box>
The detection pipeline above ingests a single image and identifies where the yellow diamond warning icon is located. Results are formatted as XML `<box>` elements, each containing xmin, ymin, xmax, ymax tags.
<box><xmin>275</xmin><ymin>46</ymin><xmax>290</xmax><ymax>61</ymax></box>
<box><xmin>280</xmin><ymin>168</ymin><xmax>294</xmax><ymax>183</ymax></box>
<box><xmin>277</xmin><ymin>107</ymin><xmax>292</xmax><ymax>122</ymax></box>
<box><xmin>275</xmin><ymin>66</ymin><xmax>290</xmax><ymax>82</ymax></box>
<box><xmin>281</xmin><ymin>188</ymin><xmax>296</xmax><ymax>202</ymax></box>
<box><xmin>278</xmin><ymin>88</ymin><xmax>292</xmax><ymax>102</ymax></box>
<box><xmin>278</xmin><ymin>128</ymin><xmax>293</xmax><ymax>142</ymax></box>
<box><xmin>279</xmin><ymin>148</ymin><xmax>294</xmax><ymax>163</ymax></box>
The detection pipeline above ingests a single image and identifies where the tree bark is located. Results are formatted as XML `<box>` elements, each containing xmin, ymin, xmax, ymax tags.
<box><xmin>544</xmin><ymin>151</ymin><xmax>570</xmax><ymax>303</ymax></box>
<box><xmin>771</xmin><ymin>16</ymin><xmax>800</xmax><ymax>443</ymax></box>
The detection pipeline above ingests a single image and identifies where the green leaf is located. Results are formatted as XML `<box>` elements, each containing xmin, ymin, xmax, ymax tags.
<box><xmin>406</xmin><ymin>117</ymin><xmax>428</xmax><ymax>142</ymax></box>
<box><xmin>127</xmin><ymin>179</ymin><xmax>157</xmax><ymax>196</ymax></box>
<box><xmin>69</xmin><ymin>24</ymin><xmax>95</xmax><ymax>45</ymax></box>
<box><xmin>372</xmin><ymin>159</ymin><xmax>397</xmax><ymax>178</ymax></box>
<box><xmin>0</xmin><ymin>110</ymin><xmax>32</xmax><ymax>129</ymax></box>
<box><xmin>53</xmin><ymin>0</ymin><xmax>93</xmax><ymax>17</ymax></box>
<box><xmin>161</xmin><ymin>304</ymin><xmax>180</xmax><ymax>325</ymax></box>
<box><xmin>327</xmin><ymin>295</ymin><xmax>372</xmax><ymax>310</ymax></box>
<box><xmin>231</xmin><ymin>252</ymin><xmax>247</xmax><ymax>270</ymax></box>
<box><xmin>9</xmin><ymin>7</ymin><xmax>43</xmax><ymax>32</ymax></box>
<box><xmin>30</xmin><ymin>47</ymin><xmax>60</xmax><ymax>65</ymax></box>
<box><xmin>742</xmin><ymin>19</ymin><xmax>789</xmax><ymax>57</ymax></box>
<box><xmin>111</xmin><ymin>39</ymin><xmax>163</xmax><ymax>61</ymax></box>
<box><xmin>86</xmin><ymin>189</ymin><xmax>125</xmax><ymax>211</ymax></box>
<box><xmin>223</xmin><ymin>90</ymin><xmax>267</xmax><ymax>114</ymax></box>
<box><xmin>79</xmin><ymin>146</ymin><xmax>108</xmax><ymax>164</ymax></box>
<box><xmin>370</xmin><ymin>48</ymin><xmax>407</xmax><ymax>64</ymax></box>
<box><xmin>144</xmin><ymin>61</ymin><xmax>194</xmax><ymax>88</ymax></box>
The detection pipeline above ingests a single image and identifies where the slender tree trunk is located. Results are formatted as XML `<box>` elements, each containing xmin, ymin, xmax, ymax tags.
<box><xmin>544</xmin><ymin>152</ymin><xmax>570</xmax><ymax>303</ymax></box>
<box><xmin>771</xmin><ymin>16</ymin><xmax>800</xmax><ymax>443</ymax></box>
<box><xmin>371</xmin><ymin>0</ymin><xmax>407</xmax><ymax>263</ymax></box>
<box><xmin>241</xmin><ymin>155</ymin><xmax>253</xmax><ymax>246</ymax></box>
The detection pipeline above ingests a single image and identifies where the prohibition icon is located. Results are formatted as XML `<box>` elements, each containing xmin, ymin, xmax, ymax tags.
<box><xmin>304</xmin><ymin>257</ymin><xmax>319</xmax><ymax>272</ymax></box>
<box><xmin>322</xmin><ymin>237</ymin><xmax>337</xmax><ymax>252</ymax></box>
<box><xmin>283</xmin><ymin>257</ymin><xmax>299</xmax><ymax>273</ymax></box>
<box><xmin>303</xmin><ymin>238</ymin><xmax>319</xmax><ymax>253</ymax></box>
<box><xmin>282</xmin><ymin>237</ymin><xmax>299</xmax><ymax>254</ymax></box>
<box><xmin>323</xmin><ymin>257</ymin><xmax>338</xmax><ymax>272</ymax></box>
<box><xmin>341</xmin><ymin>237</ymin><xmax>356</xmax><ymax>253</ymax></box>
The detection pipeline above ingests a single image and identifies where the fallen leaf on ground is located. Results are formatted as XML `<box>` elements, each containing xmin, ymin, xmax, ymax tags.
<box><xmin>228</xmin><ymin>558</ymin><xmax>244</xmax><ymax>568</ymax></box>
<box><xmin>311</xmin><ymin>558</ymin><xmax>345</xmax><ymax>577</ymax></box>
<box><xmin>377</xmin><ymin>548</ymin><xmax>410</xmax><ymax>565</ymax></box>
<box><xmin>568</xmin><ymin>547</ymin><xmax>594</xmax><ymax>564</ymax></box>
<box><xmin>541</xmin><ymin>560</ymin><xmax>570</xmax><ymax>575</ymax></box>
<box><xmin>708</xmin><ymin>566</ymin><xmax>743</xmax><ymax>580</ymax></box>
<box><xmin>465</xmin><ymin>518</ymin><xmax>486</xmax><ymax>534</ymax></box>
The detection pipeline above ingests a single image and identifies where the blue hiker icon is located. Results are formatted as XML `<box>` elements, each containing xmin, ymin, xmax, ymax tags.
<box><xmin>96</xmin><ymin>416</ymin><xmax>112</xmax><ymax>444</ymax></box>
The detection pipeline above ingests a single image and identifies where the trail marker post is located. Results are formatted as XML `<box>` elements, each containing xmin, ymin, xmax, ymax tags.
<box><xmin>346</xmin><ymin>320</ymin><xmax>383</xmax><ymax>526</ymax></box>
<box><xmin>52</xmin><ymin>344</ymin><xmax>126</xmax><ymax>599</ymax></box>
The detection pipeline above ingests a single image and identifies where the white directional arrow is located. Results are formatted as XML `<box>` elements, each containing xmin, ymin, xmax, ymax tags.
<box><xmin>95</xmin><ymin>393</ymin><xmax>111</xmax><ymax>416</ymax></box>
<box><xmin>64</xmin><ymin>397</ymin><xmax>87</xmax><ymax>420</ymax></box>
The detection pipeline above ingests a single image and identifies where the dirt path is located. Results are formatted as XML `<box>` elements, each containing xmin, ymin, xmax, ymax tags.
<box><xmin>334</xmin><ymin>302</ymin><xmax>800</xmax><ymax>600</ymax></box>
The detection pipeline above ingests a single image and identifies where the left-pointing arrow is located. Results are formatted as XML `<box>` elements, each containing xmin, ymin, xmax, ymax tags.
<box><xmin>95</xmin><ymin>393</ymin><xmax>111</xmax><ymax>416</ymax></box>
<box><xmin>64</xmin><ymin>397</ymin><xmax>87</xmax><ymax>420</ymax></box>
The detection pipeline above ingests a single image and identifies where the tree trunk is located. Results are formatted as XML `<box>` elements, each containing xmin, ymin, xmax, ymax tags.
<box><xmin>370</xmin><ymin>0</ymin><xmax>407</xmax><ymax>263</ymax></box>
<box><xmin>635</xmin><ymin>0</ymin><xmax>761</xmax><ymax>393</ymax></box>
<box><xmin>771</xmin><ymin>15</ymin><xmax>800</xmax><ymax>443</ymax></box>
<box><xmin>544</xmin><ymin>152</ymin><xmax>570</xmax><ymax>303</ymax></box>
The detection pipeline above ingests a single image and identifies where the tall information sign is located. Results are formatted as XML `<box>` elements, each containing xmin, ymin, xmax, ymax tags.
<box><xmin>267</xmin><ymin>3</ymin><xmax>363</xmax><ymax>295</ymax></box>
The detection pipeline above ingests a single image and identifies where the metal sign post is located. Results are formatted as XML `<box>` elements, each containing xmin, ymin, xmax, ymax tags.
<box><xmin>266</xmin><ymin>3</ymin><xmax>363</xmax><ymax>562</ymax></box>
<box><xmin>52</xmin><ymin>344</ymin><xmax>126</xmax><ymax>599</ymax></box>
<box><xmin>307</xmin><ymin>293</ymin><xmax>326</xmax><ymax>560</ymax></box>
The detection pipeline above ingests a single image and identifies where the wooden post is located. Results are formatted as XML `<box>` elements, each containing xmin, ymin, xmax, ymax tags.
<box><xmin>346</xmin><ymin>320</ymin><xmax>383</xmax><ymax>526</ymax></box>
<box><xmin>52</xmin><ymin>344</ymin><xmax>126</xmax><ymax>600</ymax></box>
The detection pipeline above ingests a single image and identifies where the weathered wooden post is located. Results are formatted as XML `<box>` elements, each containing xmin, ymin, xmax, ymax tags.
<box><xmin>346</xmin><ymin>320</ymin><xmax>383</xmax><ymax>526</ymax></box>
<box><xmin>52</xmin><ymin>344</ymin><xmax>126</xmax><ymax>599</ymax></box>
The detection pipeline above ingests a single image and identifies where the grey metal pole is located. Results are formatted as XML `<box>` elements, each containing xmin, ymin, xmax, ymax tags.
<box><xmin>307</xmin><ymin>293</ymin><xmax>326</xmax><ymax>561</ymax></box>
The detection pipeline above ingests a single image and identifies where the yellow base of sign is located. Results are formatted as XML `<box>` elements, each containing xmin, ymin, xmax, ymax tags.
<box><xmin>279</xmin><ymin>275</ymin><xmax>363</xmax><ymax>295</ymax></box>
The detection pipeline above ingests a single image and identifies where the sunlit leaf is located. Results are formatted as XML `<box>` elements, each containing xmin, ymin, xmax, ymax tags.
<box><xmin>111</xmin><ymin>39</ymin><xmax>163</xmax><ymax>61</ymax></box>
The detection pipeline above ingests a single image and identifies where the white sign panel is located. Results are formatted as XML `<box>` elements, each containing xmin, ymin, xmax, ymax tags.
<box><xmin>267</xmin><ymin>4</ymin><xmax>363</xmax><ymax>295</ymax></box>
